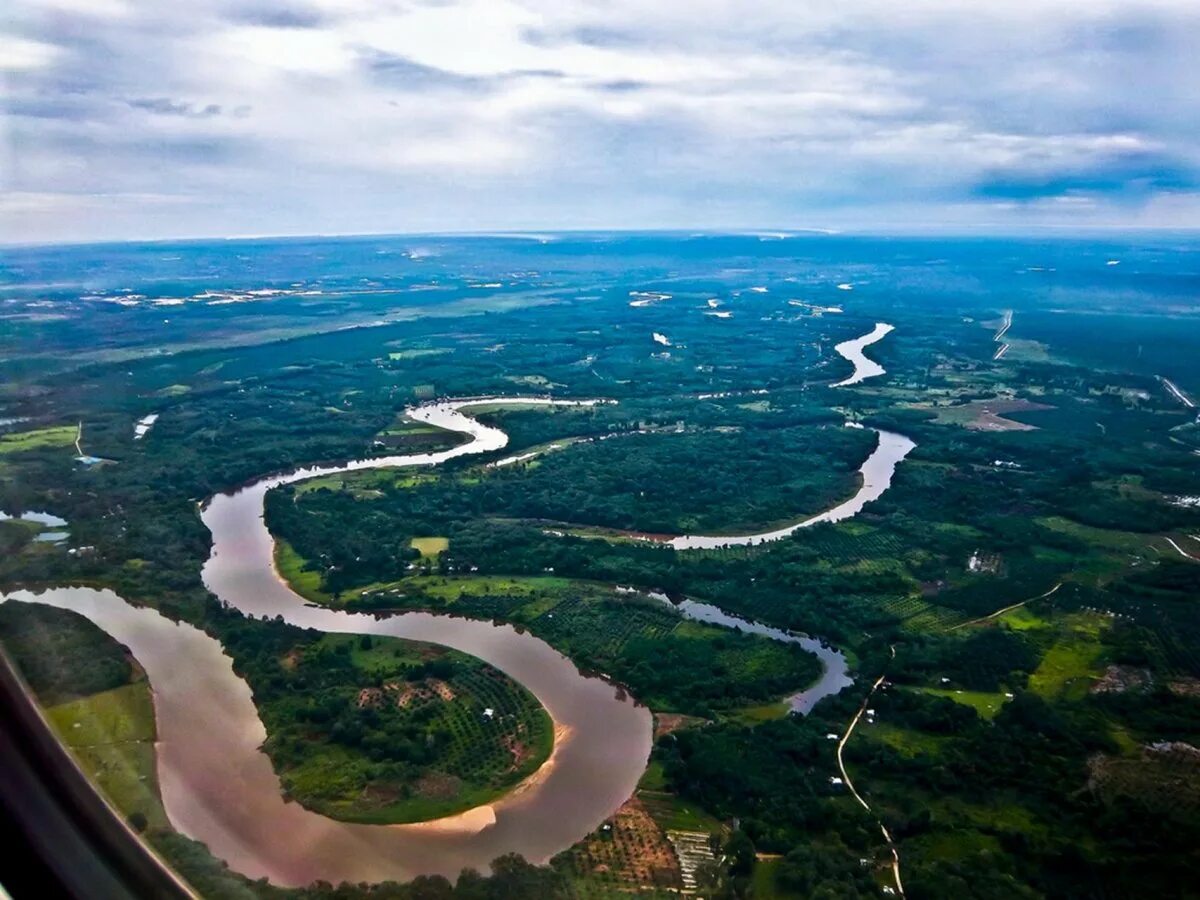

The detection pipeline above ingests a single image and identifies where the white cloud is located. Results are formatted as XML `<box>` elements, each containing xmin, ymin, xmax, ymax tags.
<box><xmin>212</xmin><ymin>25</ymin><xmax>355</xmax><ymax>75</ymax></box>
<box><xmin>0</xmin><ymin>36</ymin><xmax>61</xmax><ymax>70</ymax></box>
<box><xmin>2</xmin><ymin>0</ymin><xmax>1198</xmax><ymax>241</ymax></box>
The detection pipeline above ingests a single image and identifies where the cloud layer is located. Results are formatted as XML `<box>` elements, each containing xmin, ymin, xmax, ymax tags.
<box><xmin>3</xmin><ymin>0</ymin><xmax>1199</xmax><ymax>242</ymax></box>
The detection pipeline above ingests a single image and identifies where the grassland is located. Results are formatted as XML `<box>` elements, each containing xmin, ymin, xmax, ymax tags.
<box><xmin>410</xmin><ymin>536</ymin><xmax>449</xmax><ymax>558</ymax></box>
<box><xmin>373</xmin><ymin>412</ymin><xmax>469</xmax><ymax>453</ymax></box>
<box><xmin>1027</xmin><ymin>613</ymin><xmax>1107</xmax><ymax>700</ymax></box>
<box><xmin>913</xmin><ymin>687</ymin><xmax>1009</xmax><ymax>719</ymax></box>
<box><xmin>751</xmin><ymin>857</ymin><xmax>804</xmax><ymax>899</ymax></box>
<box><xmin>0</xmin><ymin>603</ymin><xmax>166</xmax><ymax>833</ymax></box>
<box><xmin>870</xmin><ymin>722</ymin><xmax>952</xmax><ymax>757</ymax></box>
<box><xmin>46</xmin><ymin>680</ymin><xmax>168</xmax><ymax>831</ymax></box>
<box><xmin>639</xmin><ymin>791</ymin><xmax>726</xmax><ymax>834</ymax></box>
<box><xmin>0</xmin><ymin>424</ymin><xmax>77</xmax><ymax>455</ymax></box>
<box><xmin>273</xmin><ymin>538</ymin><xmax>332</xmax><ymax>604</ymax></box>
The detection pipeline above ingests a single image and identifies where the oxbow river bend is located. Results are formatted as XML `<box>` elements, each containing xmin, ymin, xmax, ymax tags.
<box><xmin>2</xmin><ymin>395</ymin><xmax>914</xmax><ymax>887</ymax></box>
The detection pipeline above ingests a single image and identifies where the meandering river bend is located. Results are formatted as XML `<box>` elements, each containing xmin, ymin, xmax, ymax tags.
<box><xmin>2</xmin><ymin>395</ymin><xmax>913</xmax><ymax>887</ymax></box>
<box><xmin>831</xmin><ymin>322</ymin><xmax>894</xmax><ymax>387</ymax></box>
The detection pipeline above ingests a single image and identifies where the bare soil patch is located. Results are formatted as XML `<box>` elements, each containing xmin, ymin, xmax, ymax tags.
<box><xmin>922</xmin><ymin>397</ymin><xmax>1055</xmax><ymax>432</ymax></box>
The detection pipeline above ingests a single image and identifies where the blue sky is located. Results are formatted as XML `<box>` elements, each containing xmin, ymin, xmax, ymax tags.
<box><xmin>3</xmin><ymin>0</ymin><xmax>1199</xmax><ymax>243</ymax></box>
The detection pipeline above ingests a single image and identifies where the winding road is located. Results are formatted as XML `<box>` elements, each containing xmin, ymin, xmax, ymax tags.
<box><xmin>836</xmin><ymin>647</ymin><xmax>905</xmax><ymax>898</ymax></box>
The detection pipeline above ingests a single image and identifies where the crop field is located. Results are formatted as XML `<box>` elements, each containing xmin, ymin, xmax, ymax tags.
<box><xmin>638</xmin><ymin>791</ymin><xmax>726</xmax><ymax>835</ymax></box>
<box><xmin>410</xmin><ymin>536</ymin><xmax>449</xmax><ymax>558</ymax></box>
<box><xmin>553</xmin><ymin>796</ymin><xmax>684</xmax><ymax>899</ymax></box>
<box><xmin>878</xmin><ymin>595</ymin><xmax>968</xmax><ymax>633</ymax></box>
<box><xmin>793</xmin><ymin>522</ymin><xmax>911</xmax><ymax>569</ymax></box>
<box><xmin>533</xmin><ymin>595</ymin><xmax>679</xmax><ymax>655</ymax></box>
<box><xmin>375</xmin><ymin>414</ymin><xmax>469</xmax><ymax>452</ymax></box>
<box><xmin>918</xmin><ymin>397</ymin><xmax>1054</xmax><ymax>432</ymax></box>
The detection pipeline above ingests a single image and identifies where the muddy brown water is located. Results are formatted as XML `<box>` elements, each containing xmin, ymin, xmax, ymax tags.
<box><xmin>2</xmin><ymin>396</ymin><xmax>911</xmax><ymax>887</ymax></box>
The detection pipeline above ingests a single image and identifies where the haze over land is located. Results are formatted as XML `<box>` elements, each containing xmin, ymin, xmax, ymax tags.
<box><xmin>4</xmin><ymin>0</ymin><xmax>1200</xmax><ymax>242</ymax></box>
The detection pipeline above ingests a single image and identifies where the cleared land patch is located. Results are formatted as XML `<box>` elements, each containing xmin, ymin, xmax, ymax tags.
<box><xmin>0</xmin><ymin>424</ymin><xmax>78</xmax><ymax>455</ymax></box>
<box><xmin>1028</xmin><ymin>613</ymin><xmax>1107</xmax><ymax>700</ymax></box>
<box><xmin>553</xmin><ymin>795</ymin><xmax>684</xmax><ymax>898</ymax></box>
<box><xmin>913</xmin><ymin>686</ymin><xmax>1008</xmax><ymax>719</ymax></box>
<box><xmin>47</xmin><ymin>681</ymin><xmax>168</xmax><ymax>831</ymax></box>
<box><xmin>914</xmin><ymin>397</ymin><xmax>1055</xmax><ymax>431</ymax></box>
<box><xmin>410</xmin><ymin>536</ymin><xmax>449</xmax><ymax>558</ymax></box>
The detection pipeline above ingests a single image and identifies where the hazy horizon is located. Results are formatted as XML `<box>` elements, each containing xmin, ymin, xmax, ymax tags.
<box><xmin>8</xmin><ymin>225</ymin><xmax>1200</xmax><ymax>252</ymax></box>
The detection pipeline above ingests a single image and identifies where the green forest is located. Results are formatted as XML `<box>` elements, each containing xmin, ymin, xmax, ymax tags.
<box><xmin>2</xmin><ymin>236</ymin><xmax>1200</xmax><ymax>899</ymax></box>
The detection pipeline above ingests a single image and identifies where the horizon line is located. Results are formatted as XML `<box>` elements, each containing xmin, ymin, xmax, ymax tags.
<box><xmin>6</xmin><ymin>223</ymin><xmax>1200</xmax><ymax>250</ymax></box>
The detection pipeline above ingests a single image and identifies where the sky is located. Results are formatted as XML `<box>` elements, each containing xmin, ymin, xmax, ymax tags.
<box><xmin>3</xmin><ymin>0</ymin><xmax>1200</xmax><ymax>243</ymax></box>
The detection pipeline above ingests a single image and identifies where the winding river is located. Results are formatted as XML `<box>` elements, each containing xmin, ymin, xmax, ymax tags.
<box><xmin>628</xmin><ymin>589</ymin><xmax>853</xmax><ymax>714</ymax></box>
<box><xmin>1</xmin><ymin>395</ymin><xmax>912</xmax><ymax>888</ymax></box>
<box><xmin>831</xmin><ymin>322</ymin><xmax>894</xmax><ymax>387</ymax></box>
<box><xmin>665</xmin><ymin>427</ymin><xmax>915</xmax><ymax>550</ymax></box>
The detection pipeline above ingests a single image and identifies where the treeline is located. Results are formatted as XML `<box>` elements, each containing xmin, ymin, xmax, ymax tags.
<box><xmin>279</xmin><ymin>422</ymin><xmax>874</xmax><ymax>541</ymax></box>
<box><xmin>0</xmin><ymin>602</ymin><xmax>133</xmax><ymax>706</ymax></box>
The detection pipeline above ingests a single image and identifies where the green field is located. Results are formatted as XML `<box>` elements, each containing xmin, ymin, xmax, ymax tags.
<box><xmin>273</xmin><ymin>538</ymin><xmax>332</xmax><ymax>604</ymax></box>
<box><xmin>46</xmin><ymin>681</ymin><xmax>168</xmax><ymax>831</ymax></box>
<box><xmin>751</xmin><ymin>857</ymin><xmax>802</xmax><ymax>898</ymax></box>
<box><xmin>0</xmin><ymin>424</ymin><xmax>77</xmax><ymax>455</ymax></box>
<box><xmin>410</xmin><ymin>536</ymin><xmax>449</xmax><ymax>558</ymax></box>
<box><xmin>0</xmin><ymin>604</ymin><xmax>166</xmax><ymax>834</ymax></box>
<box><xmin>913</xmin><ymin>686</ymin><xmax>1009</xmax><ymax>719</ymax></box>
<box><xmin>1028</xmin><ymin>615</ymin><xmax>1107</xmax><ymax>700</ymax></box>
<box><xmin>639</xmin><ymin>791</ymin><xmax>725</xmax><ymax>834</ymax></box>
